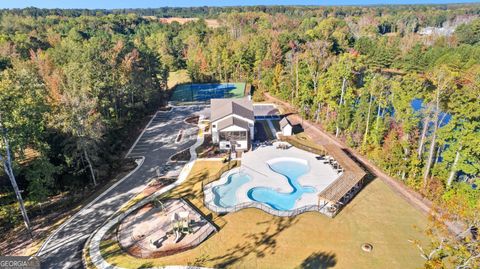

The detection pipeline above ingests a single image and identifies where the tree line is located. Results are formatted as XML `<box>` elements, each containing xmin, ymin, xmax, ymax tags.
<box><xmin>0</xmin><ymin>14</ymin><xmax>173</xmax><ymax>232</ymax></box>
<box><xmin>0</xmin><ymin>6</ymin><xmax>478</xmax><ymax>267</ymax></box>
<box><xmin>176</xmin><ymin>10</ymin><xmax>480</xmax><ymax>268</ymax></box>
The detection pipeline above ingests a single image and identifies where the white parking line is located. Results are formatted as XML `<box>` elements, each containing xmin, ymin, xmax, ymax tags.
<box><xmin>125</xmin><ymin>112</ymin><xmax>158</xmax><ymax>158</ymax></box>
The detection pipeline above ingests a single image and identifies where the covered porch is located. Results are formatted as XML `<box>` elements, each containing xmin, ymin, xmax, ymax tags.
<box><xmin>218</xmin><ymin>129</ymin><xmax>249</xmax><ymax>151</ymax></box>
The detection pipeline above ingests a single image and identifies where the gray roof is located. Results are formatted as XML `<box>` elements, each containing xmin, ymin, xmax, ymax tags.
<box><xmin>253</xmin><ymin>104</ymin><xmax>280</xmax><ymax>117</ymax></box>
<box><xmin>210</xmin><ymin>98</ymin><xmax>254</xmax><ymax>122</ymax></box>
<box><xmin>217</xmin><ymin>116</ymin><xmax>250</xmax><ymax>131</ymax></box>
<box><xmin>280</xmin><ymin>117</ymin><xmax>292</xmax><ymax>128</ymax></box>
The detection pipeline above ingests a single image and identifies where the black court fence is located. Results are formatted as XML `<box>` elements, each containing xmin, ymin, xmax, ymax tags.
<box><xmin>171</xmin><ymin>83</ymin><xmax>244</xmax><ymax>104</ymax></box>
<box><xmin>191</xmin><ymin>84</ymin><xmax>237</xmax><ymax>101</ymax></box>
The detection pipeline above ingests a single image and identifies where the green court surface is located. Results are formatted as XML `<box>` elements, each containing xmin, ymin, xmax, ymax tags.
<box><xmin>171</xmin><ymin>82</ymin><xmax>246</xmax><ymax>102</ymax></box>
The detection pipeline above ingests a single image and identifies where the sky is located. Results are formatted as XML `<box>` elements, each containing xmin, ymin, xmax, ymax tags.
<box><xmin>1</xmin><ymin>0</ymin><xmax>479</xmax><ymax>9</ymax></box>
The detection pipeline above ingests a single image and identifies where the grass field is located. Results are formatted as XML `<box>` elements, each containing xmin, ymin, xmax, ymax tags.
<box><xmin>170</xmin><ymin>82</ymin><xmax>246</xmax><ymax>102</ymax></box>
<box><xmin>167</xmin><ymin>70</ymin><xmax>191</xmax><ymax>90</ymax></box>
<box><xmin>156</xmin><ymin>17</ymin><xmax>220</xmax><ymax>28</ymax></box>
<box><xmin>100</xmin><ymin>160</ymin><xmax>429</xmax><ymax>269</ymax></box>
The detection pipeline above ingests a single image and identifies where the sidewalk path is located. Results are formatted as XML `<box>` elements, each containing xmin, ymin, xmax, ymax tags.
<box><xmin>87</xmin><ymin>119</ymin><xmax>209</xmax><ymax>269</ymax></box>
<box><xmin>37</xmin><ymin>106</ymin><xmax>206</xmax><ymax>269</ymax></box>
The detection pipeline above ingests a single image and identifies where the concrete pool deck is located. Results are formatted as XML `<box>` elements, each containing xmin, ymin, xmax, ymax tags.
<box><xmin>204</xmin><ymin>141</ymin><xmax>342</xmax><ymax>213</ymax></box>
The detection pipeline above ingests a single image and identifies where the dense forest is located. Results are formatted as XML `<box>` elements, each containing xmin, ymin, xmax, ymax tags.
<box><xmin>3</xmin><ymin>4</ymin><xmax>480</xmax><ymax>20</ymax></box>
<box><xmin>0</xmin><ymin>4</ymin><xmax>479</xmax><ymax>267</ymax></box>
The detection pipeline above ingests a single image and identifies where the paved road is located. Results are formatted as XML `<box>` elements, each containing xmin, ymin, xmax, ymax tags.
<box><xmin>38</xmin><ymin>106</ymin><xmax>204</xmax><ymax>269</ymax></box>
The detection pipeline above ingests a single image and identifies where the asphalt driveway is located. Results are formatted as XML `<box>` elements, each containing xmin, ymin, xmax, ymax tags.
<box><xmin>37</xmin><ymin>106</ymin><xmax>205</xmax><ymax>269</ymax></box>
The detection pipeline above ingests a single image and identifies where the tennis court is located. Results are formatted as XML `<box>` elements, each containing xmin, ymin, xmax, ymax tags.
<box><xmin>171</xmin><ymin>82</ymin><xmax>246</xmax><ymax>102</ymax></box>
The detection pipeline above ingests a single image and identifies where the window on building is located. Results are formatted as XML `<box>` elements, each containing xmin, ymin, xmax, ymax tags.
<box><xmin>219</xmin><ymin>131</ymin><xmax>247</xmax><ymax>141</ymax></box>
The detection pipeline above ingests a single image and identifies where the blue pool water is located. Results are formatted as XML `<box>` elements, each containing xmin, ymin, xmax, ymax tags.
<box><xmin>212</xmin><ymin>159</ymin><xmax>317</xmax><ymax>211</ymax></box>
<box><xmin>212</xmin><ymin>172</ymin><xmax>251</xmax><ymax>207</ymax></box>
<box><xmin>248</xmin><ymin>160</ymin><xmax>316</xmax><ymax>210</ymax></box>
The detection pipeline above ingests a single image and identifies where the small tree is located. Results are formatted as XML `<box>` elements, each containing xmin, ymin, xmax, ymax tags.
<box><xmin>0</xmin><ymin>124</ymin><xmax>32</xmax><ymax>237</ymax></box>
<box><xmin>52</xmin><ymin>62</ymin><xmax>104</xmax><ymax>186</ymax></box>
<box><xmin>0</xmin><ymin>61</ymin><xmax>50</xmax><ymax>237</ymax></box>
<box><xmin>412</xmin><ymin>194</ymin><xmax>480</xmax><ymax>269</ymax></box>
<box><xmin>423</xmin><ymin>66</ymin><xmax>457</xmax><ymax>189</ymax></box>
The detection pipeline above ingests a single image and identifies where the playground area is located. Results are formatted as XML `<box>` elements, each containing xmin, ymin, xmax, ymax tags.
<box><xmin>170</xmin><ymin>83</ymin><xmax>246</xmax><ymax>102</ymax></box>
<box><xmin>100</xmin><ymin>160</ymin><xmax>429</xmax><ymax>269</ymax></box>
<box><xmin>117</xmin><ymin>199</ymin><xmax>216</xmax><ymax>258</ymax></box>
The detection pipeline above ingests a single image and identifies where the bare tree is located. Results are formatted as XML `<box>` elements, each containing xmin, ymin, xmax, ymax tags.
<box><xmin>0</xmin><ymin>114</ymin><xmax>32</xmax><ymax>237</ymax></box>
<box><xmin>409</xmin><ymin>238</ymin><xmax>446</xmax><ymax>262</ymax></box>
<box><xmin>423</xmin><ymin>67</ymin><xmax>455</xmax><ymax>189</ymax></box>
<box><xmin>417</xmin><ymin>110</ymin><xmax>431</xmax><ymax>159</ymax></box>
<box><xmin>336</xmin><ymin>77</ymin><xmax>347</xmax><ymax>137</ymax></box>
<box><xmin>447</xmin><ymin>144</ymin><xmax>462</xmax><ymax>187</ymax></box>
<box><xmin>363</xmin><ymin>92</ymin><xmax>374</xmax><ymax>145</ymax></box>
<box><xmin>301</xmin><ymin>40</ymin><xmax>331</xmax><ymax>94</ymax></box>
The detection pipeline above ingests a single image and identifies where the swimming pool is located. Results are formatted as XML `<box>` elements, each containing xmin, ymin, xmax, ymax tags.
<box><xmin>212</xmin><ymin>172</ymin><xmax>251</xmax><ymax>208</ymax></box>
<box><xmin>248</xmin><ymin>158</ymin><xmax>316</xmax><ymax>210</ymax></box>
<box><xmin>211</xmin><ymin>158</ymin><xmax>316</xmax><ymax>211</ymax></box>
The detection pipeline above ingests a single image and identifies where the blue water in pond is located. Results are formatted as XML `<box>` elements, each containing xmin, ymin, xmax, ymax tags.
<box><xmin>411</xmin><ymin>98</ymin><xmax>452</xmax><ymax>163</ymax></box>
<box><xmin>411</xmin><ymin>98</ymin><xmax>423</xmax><ymax>111</ymax></box>
<box><xmin>248</xmin><ymin>160</ymin><xmax>316</xmax><ymax>210</ymax></box>
<box><xmin>411</xmin><ymin>98</ymin><xmax>451</xmax><ymax>126</ymax></box>
<box><xmin>212</xmin><ymin>172</ymin><xmax>251</xmax><ymax>208</ymax></box>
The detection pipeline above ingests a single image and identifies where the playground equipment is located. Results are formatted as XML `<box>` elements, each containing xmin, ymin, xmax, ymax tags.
<box><xmin>152</xmin><ymin>198</ymin><xmax>166</xmax><ymax>215</ymax></box>
<box><xmin>174</xmin><ymin>229</ymin><xmax>180</xmax><ymax>243</ymax></box>
<box><xmin>170</xmin><ymin>211</ymin><xmax>192</xmax><ymax>243</ymax></box>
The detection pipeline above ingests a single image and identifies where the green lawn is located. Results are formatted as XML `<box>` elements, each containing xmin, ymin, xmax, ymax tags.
<box><xmin>100</xmin><ymin>160</ymin><xmax>429</xmax><ymax>269</ymax></box>
<box><xmin>171</xmin><ymin>82</ymin><xmax>245</xmax><ymax>102</ymax></box>
<box><xmin>167</xmin><ymin>69</ymin><xmax>191</xmax><ymax>90</ymax></box>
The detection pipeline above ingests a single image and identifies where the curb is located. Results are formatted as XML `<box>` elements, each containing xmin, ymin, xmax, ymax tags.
<box><xmin>125</xmin><ymin>111</ymin><xmax>159</xmax><ymax>158</ymax></box>
<box><xmin>85</xmin><ymin>109</ymin><xmax>211</xmax><ymax>269</ymax></box>
<box><xmin>36</xmin><ymin>157</ymin><xmax>145</xmax><ymax>257</ymax></box>
<box><xmin>38</xmin><ymin>107</ymin><xmax>183</xmax><ymax>258</ymax></box>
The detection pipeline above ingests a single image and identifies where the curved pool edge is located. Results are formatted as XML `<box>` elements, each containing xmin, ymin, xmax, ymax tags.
<box><xmin>211</xmin><ymin>171</ymin><xmax>251</xmax><ymax>208</ymax></box>
<box><xmin>265</xmin><ymin>156</ymin><xmax>312</xmax><ymax>187</ymax></box>
<box><xmin>265</xmin><ymin>156</ymin><xmax>309</xmax><ymax>167</ymax></box>
<box><xmin>203</xmin><ymin>167</ymin><xmax>244</xmax><ymax>211</ymax></box>
<box><xmin>204</xmin><ymin>166</ymin><xmax>241</xmax><ymax>191</ymax></box>
<box><xmin>203</xmin><ymin>158</ymin><xmax>332</xmax><ymax>216</ymax></box>
<box><xmin>204</xmin><ymin>194</ymin><xmax>333</xmax><ymax>217</ymax></box>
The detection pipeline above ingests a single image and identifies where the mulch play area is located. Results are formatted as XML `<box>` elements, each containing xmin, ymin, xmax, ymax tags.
<box><xmin>117</xmin><ymin>199</ymin><xmax>216</xmax><ymax>258</ymax></box>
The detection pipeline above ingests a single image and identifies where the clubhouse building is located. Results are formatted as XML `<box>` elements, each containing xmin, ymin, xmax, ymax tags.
<box><xmin>211</xmin><ymin>98</ymin><xmax>254</xmax><ymax>152</ymax></box>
